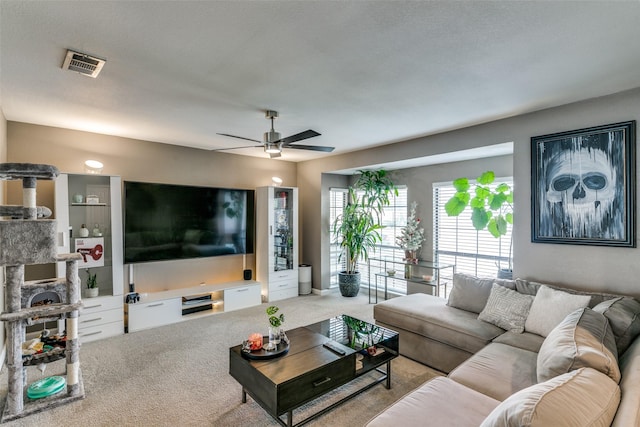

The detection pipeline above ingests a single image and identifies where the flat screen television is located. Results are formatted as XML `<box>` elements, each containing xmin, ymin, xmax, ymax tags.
<box><xmin>124</xmin><ymin>181</ymin><xmax>254</xmax><ymax>264</ymax></box>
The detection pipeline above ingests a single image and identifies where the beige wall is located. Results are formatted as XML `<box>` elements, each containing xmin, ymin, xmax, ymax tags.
<box><xmin>301</xmin><ymin>87</ymin><xmax>640</xmax><ymax>297</ymax></box>
<box><xmin>6</xmin><ymin>87</ymin><xmax>640</xmax><ymax>297</ymax></box>
<box><xmin>6</xmin><ymin>122</ymin><xmax>297</xmax><ymax>293</ymax></box>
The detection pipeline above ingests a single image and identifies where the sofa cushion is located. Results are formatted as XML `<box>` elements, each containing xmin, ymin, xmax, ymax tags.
<box><xmin>516</xmin><ymin>278</ymin><xmax>620</xmax><ymax>307</ymax></box>
<box><xmin>612</xmin><ymin>336</ymin><xmax>640</xmax><ymax>427</ymax></box>
<box><xmin>374</xmin><ymin>293</ymin><xmax>504</xmax><ymax>355</ymax></box>
<box><xmin>366</xmin><ymin>376</ymin><xmax>500</xmax><ymax>427</ymax></box>
<box><xmin>492</xmin><ymin>331</ymin><xmax>544</xmax><ymax>353</ymax></box>
<box><xmin>479</xmin><ymin>284</ymin><xmax>534</xmax><ymax>333</ymax></box>
<box><xmin>447</xmin><ymin>273</ymin><xmax>516</xmax><ymax>314</ymax></box>
<box><xmin>593</xmin><ymin>297</ymin><xmax>640</xmax><ymax>356</ymax></box>
<box><xmin>480</xmin><ymin>368</ymin><xmax>620</xmax><ymax>427</ymax></box>
<box><xmin>524</xmin><ymin>285</ymin><xmax>590</xmax><ymax>337</ymax></box>
<box><xmin>537</xmin><ymin>307</ymin><xmax>619</xmax><ymax>383</ymax></box>
<box><xmin>449</xmin><ymin>343</ymin><xmax>538</xmax><ymax>401</ymax></box>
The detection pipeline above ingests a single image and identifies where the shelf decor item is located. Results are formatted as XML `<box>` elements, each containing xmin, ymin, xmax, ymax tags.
<box><xmin>86</xmin><ymin>269</ymin><xmax>99</xmax><ymax>298</ymax></box>
<box><xmin>247</xmin><ymin>333</ymin><xmax>263</xmax><ymax>351</ymax></box>
<box><xmin>265</xmin><ymin>305</ymin><xmax>285</xmax><ymax>350</ymax></box>
<box><xmin>85</xmin><ymin>195</ymin><xmax>99</xmax><ymax>204</ymax></box>
<box><xmin>78</xmin><ymin>224</ymin><xmax>89</xmax><ymax>238</ymax></box>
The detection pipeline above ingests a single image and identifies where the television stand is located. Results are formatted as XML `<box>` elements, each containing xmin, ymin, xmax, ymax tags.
<box><xmin>125</xmin><ymin>280</ymin><xmax>261</xmax><ymax>333</ymax></box>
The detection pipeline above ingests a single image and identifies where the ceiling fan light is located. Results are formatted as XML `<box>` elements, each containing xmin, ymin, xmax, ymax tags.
<box><xmin>264</xmin><ymin>143</ymin><xmax>281</xmax><ymax>154</ymax></box>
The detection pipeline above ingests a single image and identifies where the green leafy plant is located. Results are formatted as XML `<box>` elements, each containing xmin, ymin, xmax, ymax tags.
<box><xmin>445</xmin><ymin>171</ymin><xmax>513</xmax><ymax>270</ymax></box>
<box><xmin>341</xmin><ymin>315</ymin><xmax>381</xmax><ymax>349</ymax></box>
<box><xmin>266</xmin><ymin>305</ymin><xmax>284</xmax><ymax>328</ymax></box>
<box><xmin>86</xmin><ymin>269</ymin><xmax>97</xmax><ymax>289</ymax></box>
<box><xmin>333</xmin><ymin>170</ymin><xmax>397</xmax><ymax>274</ymax></box>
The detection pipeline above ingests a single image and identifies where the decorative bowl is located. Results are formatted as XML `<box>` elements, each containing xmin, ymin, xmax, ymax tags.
<box><xmin>387</xmin><ymin>269</ymin><xmax>396</xmax><ymax>276</ymax></box>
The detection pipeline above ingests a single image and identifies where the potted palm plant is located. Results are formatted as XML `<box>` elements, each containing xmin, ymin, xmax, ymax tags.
<box><xmin>444</xmin><ymin>171</ymin><xmax>514</xmax><ymax>278</ymax></box>
<box><xmin>333</xmin><ymin>170</ymin><xmax>397</xmax><ymax>297</ymax></box>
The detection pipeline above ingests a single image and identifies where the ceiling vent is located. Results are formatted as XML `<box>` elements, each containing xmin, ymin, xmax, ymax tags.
<box><xmin>62</xmin><ymin>50</ymin><xmax>106</xmax><ymax>78</ymax></box>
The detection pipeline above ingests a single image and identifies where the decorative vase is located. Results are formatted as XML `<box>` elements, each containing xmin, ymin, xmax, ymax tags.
<box><xmin>72</xmin><ymin>194</ymin><xmax>83</xmax><ymax>204</ymax></box>
<box><xmin>338</xmin><ymin>271</ymin><xmax>360</xmax><ymax>297</ymax></box>
<box><xmin>268</xmin><ymin>326</ymin><xmax>281</xmax><ymax>349</ymax></box>
<box><xmin>403</xmin><ymin>250</ymin><xmax>418</xmax><ymax>279</ymax></box>
<box><xmin>79</xmin><ymin>224</ymin><xmax>89</xmax><ymax>238</ymax></box>
<box><xmin>497</xmin><ymin>269</ymin><xmax>513</xmax><ymax>280</ymax></box>
<box><xmin>86</xmin><ymin>287</ymin><xmax>99</xmax><ymax>298</ymax></box>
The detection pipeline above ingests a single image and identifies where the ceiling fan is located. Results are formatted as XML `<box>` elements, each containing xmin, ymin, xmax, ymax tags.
<box><xmin>215</xmin><ymin>110</ymin><xmax>335</xmax><ymax>158</ymax></box>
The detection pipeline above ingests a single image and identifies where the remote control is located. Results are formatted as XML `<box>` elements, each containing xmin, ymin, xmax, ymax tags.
<box><xmin>323</xmin><ymin>341</ymin><xmax>346</xmax><ymax>356</ymax></box>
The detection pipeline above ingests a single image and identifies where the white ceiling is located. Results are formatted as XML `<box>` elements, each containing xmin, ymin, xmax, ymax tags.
<box><xmin>1</xmin><ymin>1</ymin><xmax>640</xmax><ymax>162</ymax></box>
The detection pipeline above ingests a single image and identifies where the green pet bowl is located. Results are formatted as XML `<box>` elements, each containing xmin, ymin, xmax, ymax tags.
<box><xmin>27</xmin><ymin>376</ymin><xmax>66</xmax><ymax>399</ymax></box>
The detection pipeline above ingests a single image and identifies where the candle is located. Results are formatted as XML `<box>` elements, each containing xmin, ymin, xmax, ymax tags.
<box><xmin>248</xmin><ymin>333</ymin><xmax>263</xmax><ymax>350</ymax></box>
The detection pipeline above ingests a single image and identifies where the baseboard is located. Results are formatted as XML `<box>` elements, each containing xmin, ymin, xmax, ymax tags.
<box><xmin>311</xmin><ymin>288</ymin><xmax>336</xmax><ymax>296</ymax></box>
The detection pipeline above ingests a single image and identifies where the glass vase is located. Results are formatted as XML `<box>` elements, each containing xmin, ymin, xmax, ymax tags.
<box><xmin>268</xmin><ymin>326</ymin><xmax>281</xmax><ymax>350</ymax></box>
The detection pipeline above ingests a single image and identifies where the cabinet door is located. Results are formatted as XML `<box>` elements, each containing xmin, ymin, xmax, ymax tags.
<box><xmin>224</xmin><ymin>285</ymin><xmax>261</xmax><ymax>312</ymax></box>
<box><xmin>127</xmin><ymin>298</ymin><xmax>182</xmax><ymax>332</ymax></box>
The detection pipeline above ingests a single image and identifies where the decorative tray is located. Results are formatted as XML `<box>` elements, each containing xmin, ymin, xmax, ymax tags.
<box><xmin>242</xmin><ymin>339</ymin><xmax>290</xmax><ymax>360</ymax></box>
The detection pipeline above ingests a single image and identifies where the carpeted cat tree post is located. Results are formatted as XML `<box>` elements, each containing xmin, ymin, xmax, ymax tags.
<box><xmin>0</xmin><ymin>163</ymin><xmax>85</xmax><ymax>422</ymax></box>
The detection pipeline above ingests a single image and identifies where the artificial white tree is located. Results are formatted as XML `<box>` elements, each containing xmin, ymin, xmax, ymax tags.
<box><xmin>396</xmin><ymin>201</ymin><xmax>425</xmax><ymax>260</ymax></box>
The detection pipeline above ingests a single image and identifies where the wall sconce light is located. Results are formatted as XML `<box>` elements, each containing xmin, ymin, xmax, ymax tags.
<box><xmin>84</xmin><ymin>159</ymin><xmax>104</xmax><ymax>174</ymax></box>
<box><xmin>272</xmin><ymin>176</ymin><xmax>283</xmax><ymax>185</ymax></box>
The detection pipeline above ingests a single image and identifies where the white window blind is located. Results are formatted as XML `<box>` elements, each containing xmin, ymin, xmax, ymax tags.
<box><xmin>434</xmin><ymin>179</ymin><xmax>513</xmax><ymax>278</ymax></box>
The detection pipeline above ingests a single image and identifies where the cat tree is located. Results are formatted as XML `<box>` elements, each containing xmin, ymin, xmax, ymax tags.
<box><xmin>0</xmin><ymin>163</ymin><xmax>84</xmax><ymax>422</ymax></box>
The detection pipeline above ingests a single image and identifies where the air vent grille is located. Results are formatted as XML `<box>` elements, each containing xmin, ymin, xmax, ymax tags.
<box><xmin>62</xmin><ymin>50</ymin><xmax>106</xmax><ymax>78</ymax></box>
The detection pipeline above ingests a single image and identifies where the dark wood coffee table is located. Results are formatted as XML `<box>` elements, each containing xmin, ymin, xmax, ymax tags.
<box><xmin>229</xmin><ymin>315</ymin><xmax>399</xmax><ymax>427</ymax></box>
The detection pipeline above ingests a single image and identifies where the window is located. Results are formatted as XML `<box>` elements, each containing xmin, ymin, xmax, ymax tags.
<box><xmin>329</xmin><ymin>188</ymin><xmax>348</xmax><ymax>286</ymax></box>
<box><xmin>329</xmin><ymin>186</ymin><xmax>408</xmax><ymax>293</ymax></box>
<box><xmin>434</xmin><ymin>178</ymin><xmax>513</xmax><ymax>278</ymax></box>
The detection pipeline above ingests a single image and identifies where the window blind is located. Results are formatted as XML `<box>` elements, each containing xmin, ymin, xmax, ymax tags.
<box><xmin>433</xmin><ymin>179</ymin><xmax>513</xmax><ymax>278</ymax></box>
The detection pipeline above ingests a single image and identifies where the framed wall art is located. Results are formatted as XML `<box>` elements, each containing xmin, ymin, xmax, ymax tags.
<box><xmin>531</xmin><ymin>121</ymin><xmax>636</xmax><ymax>247</ymax></box>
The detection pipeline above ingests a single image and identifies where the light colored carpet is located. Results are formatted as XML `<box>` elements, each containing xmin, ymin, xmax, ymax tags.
<box><xmin>0</xmin><ymin>290</ymin><xmax>442</xmax><ymax>426</ymax></box>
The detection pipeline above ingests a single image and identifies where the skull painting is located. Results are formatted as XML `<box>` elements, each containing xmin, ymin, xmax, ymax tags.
<box><xmin>533</xmin><ymin>122</ymin><xmax>635</xmax><ymax>245</ymax></box>
<box><xmin>545</xmin><ymin>148</ymin><xmax>616</xmax><ymax>212</ymax></box>
<box><xmin>535</xmin><ymin>128</ymin><xmax>628</xmax><ymax>242</ymax></box>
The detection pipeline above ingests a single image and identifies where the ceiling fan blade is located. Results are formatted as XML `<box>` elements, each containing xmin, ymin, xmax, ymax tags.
<box><xmin>211</xmin><ymin>145</ymin><xmax>262</xmax><ymax>152</ymax></box>
<box><xmin>278</xmin><ymin>129</ymin><xmax>321</xmax><ymax>145</ymax></box>
<box><xmin>286</xmin><ymin>144</ymin><xmax>335</xmax><ymax>152</ymax></box>
<box><xmin>217</xmin><ymin>133</ymin><xmax>262</xmax><ymax>144</ymax></box>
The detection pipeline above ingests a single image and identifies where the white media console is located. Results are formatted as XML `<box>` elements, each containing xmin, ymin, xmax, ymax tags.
<box><xmin>125</xmin><ymin>280</ymin><xmax>262</xmax><ymax>333</ymax></box>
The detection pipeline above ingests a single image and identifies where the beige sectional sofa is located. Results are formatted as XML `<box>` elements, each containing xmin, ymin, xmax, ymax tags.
<box><xmin>367</xmin><ymin>274</ymin><xmax>640</xmax><ymax>426</ymax></box>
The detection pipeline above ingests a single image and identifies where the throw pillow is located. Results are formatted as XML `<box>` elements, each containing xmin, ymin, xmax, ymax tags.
<box><xmin>593</xmin><ymin>297</ymin><xmax>640</xmax><ymax>356</ymax></box>
<box><xmin>524</xmin><ymin>285</ymin><xmax>590</xmax><ymax>337</ymax></box>
<box><xmin>537</xmin><ymin>307</ymin><xmax>619</xmax><ymax>383</ymax></box>
<box><xmin>478</xmin><ymin>284</ymin><xmax>534</xmax><ymax>333</ymax></box>
<box><xmin>447</xmin><ymin>273</ymin><xmax>515</xmax><ymax>314</ymax></box>
<box><xmin>480</xmin><ymin>368</ymin><xmax>620</xmax><ymax>427</ymax></box>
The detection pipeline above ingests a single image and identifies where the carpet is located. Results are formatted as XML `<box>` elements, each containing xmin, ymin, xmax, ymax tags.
<box><xmin>0</xmin><ymin>290</ymin><xmax>442</xmax><ymax>426</ymax></box>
